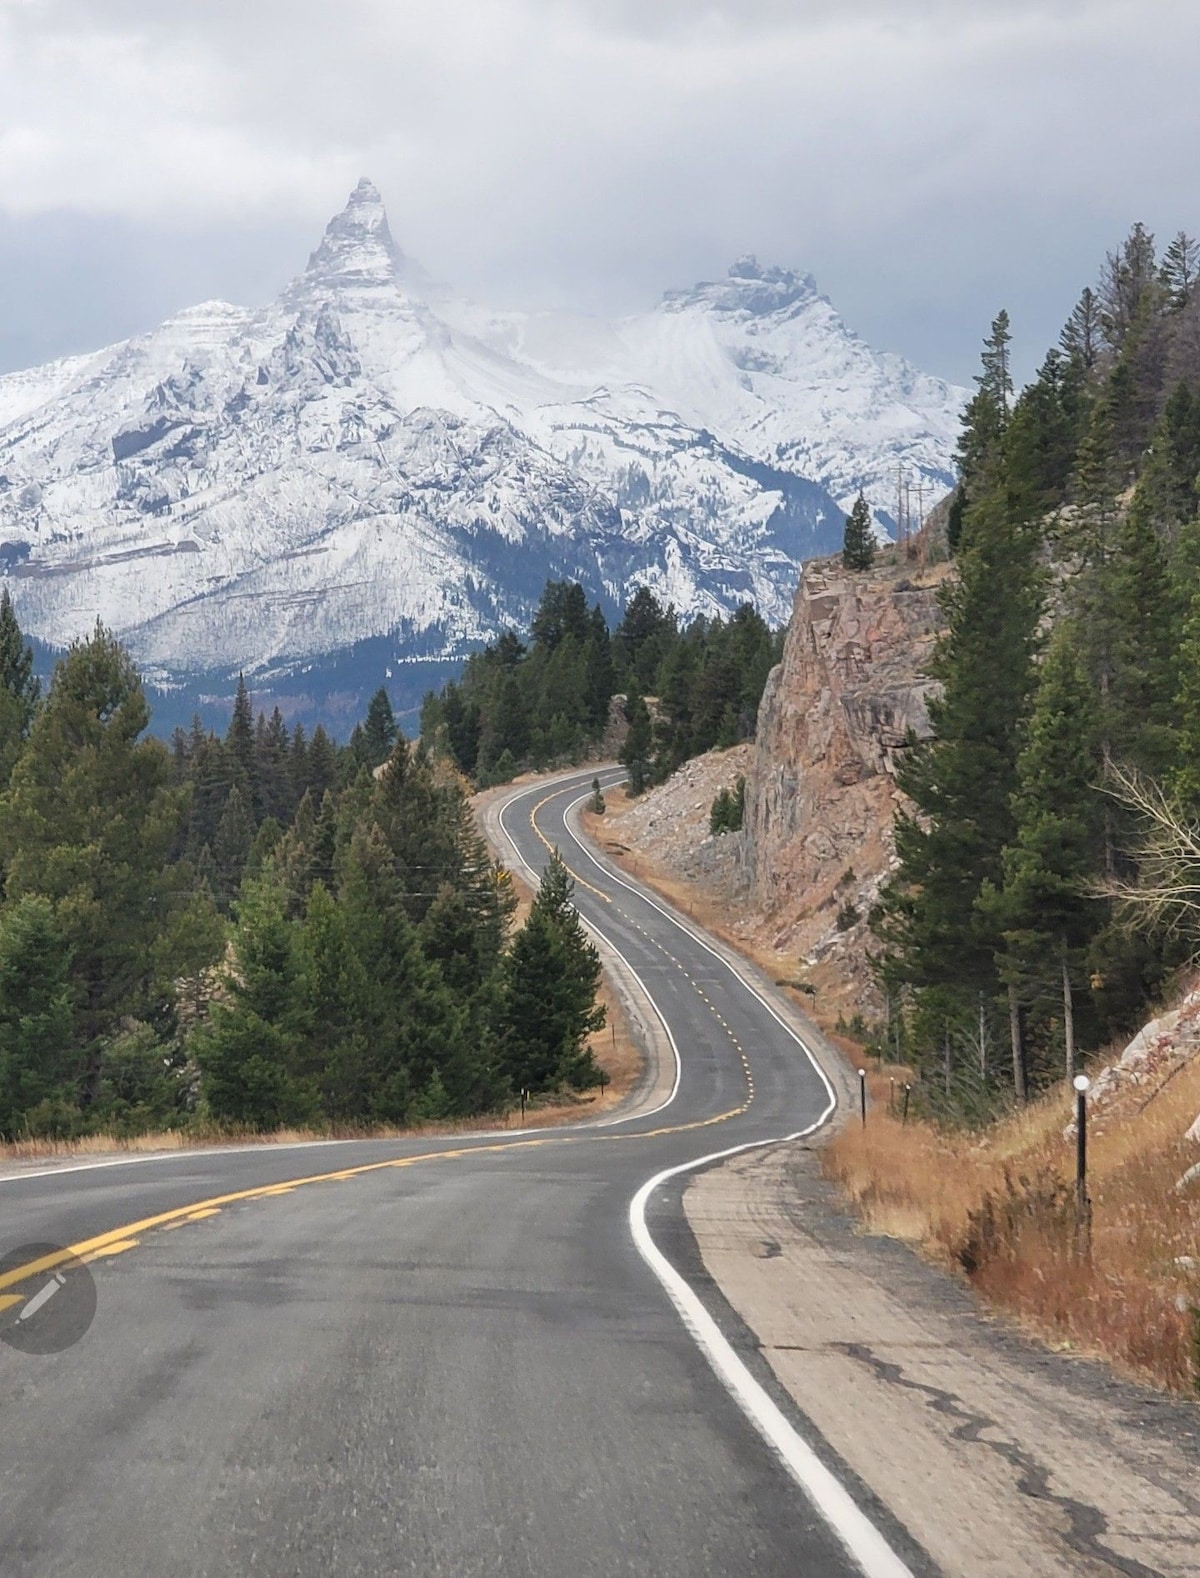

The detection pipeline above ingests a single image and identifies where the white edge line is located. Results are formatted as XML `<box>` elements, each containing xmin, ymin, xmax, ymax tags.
<box><xmin>629</xmin><ymin>1121</ymin><xmax>915</xmax><ymax>1578</ymax></box>
<box><xmin>496</xmin><ymin>775</ymin><xmax>682</xmax><ymax>1127</ymax></box>
<box><xmin>559</xmin><ymin>781</ymin><xmax>840</xmax><ymax>1118</ymax></box>
<box><xmin>553</xmin><ymin>780</ymin><xmax>914</xmax><ymax>1576</ymax></box>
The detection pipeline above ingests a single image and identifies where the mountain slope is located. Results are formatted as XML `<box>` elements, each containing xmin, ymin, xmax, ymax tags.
<box><xmin>0</xmin><ymin>179</ymin><xmax>965</xmax><ymax>722</ymax></box>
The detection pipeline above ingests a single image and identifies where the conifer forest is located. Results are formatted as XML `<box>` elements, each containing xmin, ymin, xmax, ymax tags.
<box><xmin>873</xmin><ymin>224</ymin><xmax>1200</xmax><ymax>1118</ymax></box>
<box><xmin>0</xmin><ymin>607</ymin><xmax>616</xmax><ymax>1139</ymax></box>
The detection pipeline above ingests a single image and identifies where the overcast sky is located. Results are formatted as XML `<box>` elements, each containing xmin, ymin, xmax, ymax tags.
<box><xmin>0</xmin><ymin>0</ymin><xmax>1196</xmax><ymax>385</ymax></box>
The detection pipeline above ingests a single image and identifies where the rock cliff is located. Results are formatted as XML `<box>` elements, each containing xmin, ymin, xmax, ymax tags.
<box><xmin>741</xmin><ymin>554</ymin><xmax>946</xmax><ymax>1010</ymax></box>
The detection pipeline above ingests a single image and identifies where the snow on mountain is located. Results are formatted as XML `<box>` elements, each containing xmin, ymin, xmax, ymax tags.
<box><xmin>0</xmin><ymin>178</ymin><xmax>965</xmax><ymax>721</ymax></box>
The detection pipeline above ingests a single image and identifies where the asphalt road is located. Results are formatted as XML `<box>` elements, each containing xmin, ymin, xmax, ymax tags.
<box><xmin>0</xmin><ymin>769</ymin><xmax>923</xmax><ymax>1578</ymax></box>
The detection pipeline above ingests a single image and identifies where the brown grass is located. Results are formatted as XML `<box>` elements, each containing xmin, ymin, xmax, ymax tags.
<box><xmin>826</xmin><ymin>1057</ymin><xmax>1200</xmax><ymax>1394</ymax></box>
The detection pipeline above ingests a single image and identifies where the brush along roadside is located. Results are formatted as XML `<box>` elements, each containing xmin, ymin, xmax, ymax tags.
<box><xmin>826</xmin><ymin>1048</ymin><xmax>1200</xmax><ymax>1395</ymax></box>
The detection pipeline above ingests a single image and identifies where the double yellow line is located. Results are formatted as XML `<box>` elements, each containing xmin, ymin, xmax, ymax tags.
<box><xmin>0</xmin><ymin>1100</ymin><xmax>749</xmax><ymax>1302</ymax></box>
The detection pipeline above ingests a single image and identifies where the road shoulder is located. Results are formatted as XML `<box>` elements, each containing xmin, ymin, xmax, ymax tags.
<box><xmin>685</xmin><ymin>1140</ymin><xmax>1200</xmax><ymax>1578</ymax></box>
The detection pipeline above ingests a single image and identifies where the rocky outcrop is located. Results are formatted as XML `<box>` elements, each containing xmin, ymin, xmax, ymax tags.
<box><xmin>740</xmin><ymin>555</ymin><xmax>945</xmax><ymax>1008</ymax></box>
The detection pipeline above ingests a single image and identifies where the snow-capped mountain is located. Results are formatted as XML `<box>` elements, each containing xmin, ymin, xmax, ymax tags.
<box><xmin>0</xmin><ymin>179</ymin><xmax>965</xmax><ymax>725</ymax></box>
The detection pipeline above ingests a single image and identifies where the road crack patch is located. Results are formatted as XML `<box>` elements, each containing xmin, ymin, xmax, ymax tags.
<box><xmin>834</xmin><ymin>1341</ymin><xmax>1165</xmax><ymax>1578</ymax></box>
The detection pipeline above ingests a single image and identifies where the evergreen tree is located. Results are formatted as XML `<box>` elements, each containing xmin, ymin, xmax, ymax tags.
<box><xmin>875</xmin><ymin>489</ymin><xmax>1043</xmax><ymax>1003</ymax></box>
<box><xmin>582</xmin><ymin>605</ymin><xmax>617</xmax><ymax>733</ymax></box>
<box><xmin>530</xmin><ymin>580</ymin><xmax>590</xmax><ymax>652</ymax></box>
<box><xmin>1060</xmin><ymin>286</ymin><xmax>1102</xmax><ymax>375</ymax></box>
<box><xmin>1099</xmin><ymin>223</ymin><xmax>1159</xmax><ymax>351</ymax></box>
<box><xmin>1160</xmin><ymin>231</ymin><xmax>1199</xmax><ymax>313</ymax></box>
<box><xmin>306</xmin><ymin>725</ymin><xmax>339</xmax><ymax>804</ymax></box>
<box><xmin>212</xmin><ymin>783</ymin><xmax>254</xmax><ymax>909</ymax></box>
<box><xmin>842</xmin><ymin>493</ymin><xmax>876</xmax><ymax>570</ymax></box>
<box><xmin>0</xmin><ymin>896</ymin><xmax>77</xmax><ymax>1136</ymax></box>
<box><xmin>257</xmin><ymin>707</ymin><xmax>293</xmax><ymax>825</ymax></box>
<box><xmin>225</xmin><ymin>674</ymin><xmax>259</xmax><ymax>817</ymax></box>
<box><xmin>951</xmin><ymin>311</ymin><xmax>1015</xmax><ymax>550</ymax></box>
<box><xmin>0</xmin><ymin>588</ymin><xmax>40</xmax><ymax>788</ymax></box>
<box><xmin>192</xmin><ymin>872</ymin><xmax>314</xmax><ymax>1127</ymax></box>
<box><xmin>620</xmin><ymin>689</ymin><xmax>653</xmax><ymax>796</ymax></box>
<box><xmin>363</xmin><ymin>687</ymin><xmax>398</xmax><ymax>768</ymax></box>
<box><xmin>980</xmin><ymin>626</ymin><xmax>1104</xmax><ymax>1082</ymax></box>
<box><xmin>0</xmin><ymin>625</ymin><xmax>186</xmax><ymax>1101</ymax></box>
<box><xmin>498</xmin><ymin>853</ymin><xmax>604</xmax><ymax>1093</ymax></box>
<box><xmin>613</xmin><ymin>587</ymin><xmax>677</xmax><ymax>694</ymax></box>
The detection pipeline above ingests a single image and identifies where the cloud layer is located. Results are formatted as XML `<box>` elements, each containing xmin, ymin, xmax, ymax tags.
<box><xmin>0</xmin><ymin>0</ymin><xmax>1196</xmax><ymax>381</ymax></box>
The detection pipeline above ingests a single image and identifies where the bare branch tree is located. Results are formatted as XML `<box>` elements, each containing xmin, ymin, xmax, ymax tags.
<box><xmin>1100</xmin><ymin>763</ymin><xmax>1200</xmax><ymax>939</ymax></box>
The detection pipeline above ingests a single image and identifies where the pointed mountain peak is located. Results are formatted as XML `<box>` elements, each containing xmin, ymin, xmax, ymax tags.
<box><xmin>662</xmin><ymin>256</ymin><xmax>819</xmax><ymax>318</ymax></box>
<box><xmin>297</xmin><ymin>177</ymin><xmax>412</xmax><ymax>296</ymax></box>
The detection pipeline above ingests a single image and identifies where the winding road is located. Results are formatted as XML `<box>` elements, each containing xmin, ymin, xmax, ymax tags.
<box><xmin>0</xmin><ymin>768</ymin><xmax>926</xmax><ymax>1578</ymax></box>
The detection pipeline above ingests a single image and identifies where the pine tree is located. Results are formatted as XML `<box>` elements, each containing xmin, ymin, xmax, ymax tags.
<box><xmin>1060</xmin><ymin>287</ymin><xmax>1102</xmax><ymax>375</ymax></box>
<box><xmin>613</xmin><ymin>587</ymin><xmax>677</xmax><ymax>693</ymax></box>
<box><xmin>363</xmin><ymin>687</ymin><xmax>398</xmax><ymax>768</ymax></box>
<box><xmin>620</xmin><ymin>689</ymin><xmax>653</xmax><ymax>796</ymax></box>
<box><xmin>225</xmin><ymin>674</ymin><xmax>259</xmax><ymax>818</ymax></box>
<box><xmin>306</xmin><ymin>725</ymin><xmax>339</xmax><ymax>804</ymax></box>
<box><xmin>1159</xmin><ymin>231</ymin><xmax>1199</xmax><ymax>313</ymax></box>
<box><xmin>497</xmin><ymin>853</ymin><xmax>604</xmax><ymax>1093</ymax></box>
<box><xmin>980</xmin><ymin>626</ymin><xmax>1103</xmax><ymax>1083</ymax></box>
<box><xmin>192</xmin><ymin>872</ymin><xmax>315</xmax><ymax>1128</ymax></box>
<box><xmin>0</xmin><ymin>896</ymin><xmax>77</xmax><ymax>1136</ymax></box>
<box><xmin>0</xmin><ymin>625</ymin><xmax>186</xmax><ymax>1101</ymax></box>
<box><xmin>0</xmin><ymin>587</ymin><xmax>39</xmax><ymax>788</ymax></box>
<box><xmin>1099</xmin><ymin>223</ymin><xmax>1159</xmax><ymax>350</ymax></box>
<box><xmin>530</xmin><ymin>580</ymin><xmax>590</xmax><ymax>653</ymax></box>
<box><xmin>875</xmin><ymin>488</ymin><xmax>1043</xmax><ymax>1003</ymax></box>
<box><xmin>212</xmin><ymin>783</ymin><xmax>254</xmax><ymax>909</ymax></box>
<box><xmin>257</xmin><ymin>707</ymin><xmax>293</xmax><ymax>824</ymax></box>
<box><xmin>951</xmin><ymin>311</ymin><xmax>1016</xmax><ymax>551</ymax></box>
<box><xmin>582</xmin><ymin>604</ymin><xmax>617</xmax><ymax>735</ymax></box>
<box><xmin>1171</xmin><ymin>582</ymin><xmax>1200</xmax><ymax>816</ymax></box>
<box><xmin>842</xmin><ymin>493</ymin><xmax>876</xmax><ymax>570</ymax></box>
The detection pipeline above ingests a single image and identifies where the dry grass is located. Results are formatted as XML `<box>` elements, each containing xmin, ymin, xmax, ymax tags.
<box><xmin>827</xmin><ymin>1057</ymin><xmax>1200</xmax><ymax>1394</ymax></box>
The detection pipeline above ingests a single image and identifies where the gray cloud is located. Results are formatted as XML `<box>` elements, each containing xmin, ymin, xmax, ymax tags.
<box><xmin>0</xmin><ymin>0</ymin><xmax>1195</xmax><ymax>382</ymax></box>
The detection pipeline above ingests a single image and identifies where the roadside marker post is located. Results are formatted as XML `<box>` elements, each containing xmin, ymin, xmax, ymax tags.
<box><xmin>858</xmin><ymin>1068</ymin><xmax>867</xmax><ymax>1128</ymax></box>
<box><xmin>901</xmin><ymin>1083</ymin><xmax>911</xmax><ymax>1124</ymax></box>
<box><xmin>1073</xmin><ymin>1074</ymin><xmax>1092</xmax><ymax>1259</ymax></box>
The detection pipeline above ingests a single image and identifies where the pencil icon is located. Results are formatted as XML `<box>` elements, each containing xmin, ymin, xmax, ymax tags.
<box><xmin>18</xmin><ymin>1273</ymin><xmax>66</xmax><ymax>1323</ymax></box>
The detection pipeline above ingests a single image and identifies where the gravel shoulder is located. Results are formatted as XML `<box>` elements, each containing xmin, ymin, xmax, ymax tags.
<box><xmin>685</xmin><ymin>1140</ymin><xmax>1200</xmax><ymax>1578</ymax></box>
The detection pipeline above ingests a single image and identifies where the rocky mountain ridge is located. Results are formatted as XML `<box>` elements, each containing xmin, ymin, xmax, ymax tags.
<box><xmin>0</xmin><ymin>179</ymin><xmax>965</xmax><ymax>724</ymax></box>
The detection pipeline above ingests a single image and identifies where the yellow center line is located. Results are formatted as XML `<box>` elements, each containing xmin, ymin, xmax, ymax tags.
<box><xmin>529</xmin><ymin>782</ymin><xmax>756</xmax><ymax>1111</ymax></box>
<box><xmin>0</xmin><ymin>783</ymin><xmax>762</xmax><ymax>1302</ymax></box>
<box><xmin>0</xmin><ymin>1102</ymin><xmax>750</xmax><ymax>1296</ymax></box>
